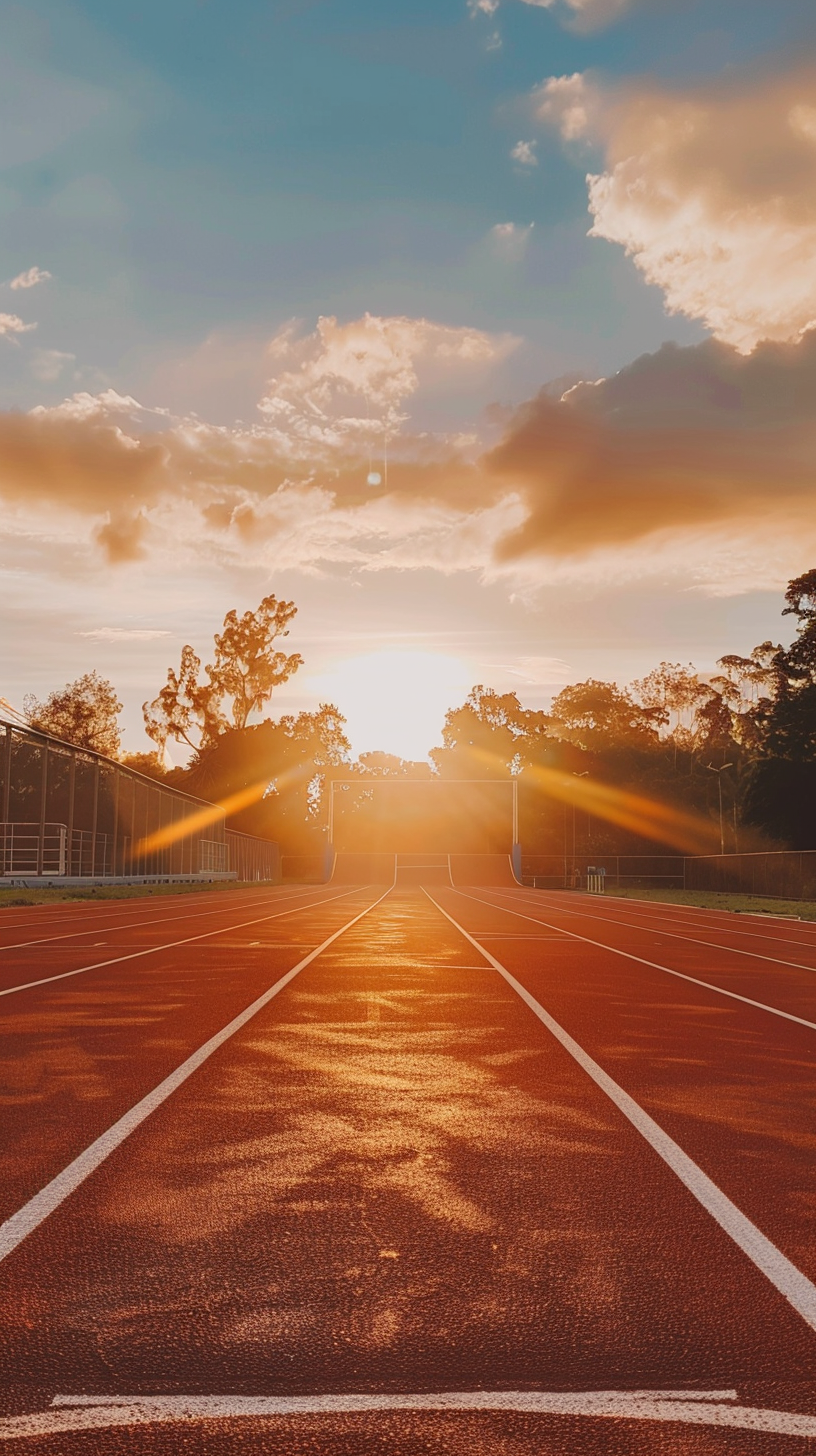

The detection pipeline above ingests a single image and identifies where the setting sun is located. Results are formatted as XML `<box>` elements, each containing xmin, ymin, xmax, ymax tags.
<box><xmin>306</xmin><ymin>649</ymin><xmax>472</xmax><ymax>762</ymax></box>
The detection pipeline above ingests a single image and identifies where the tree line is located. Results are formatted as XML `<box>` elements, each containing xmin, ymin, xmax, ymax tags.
<box><xmin>22</xmin><ymin>571</ymin><xmax>816</xmax><ymax>856</ymax></box>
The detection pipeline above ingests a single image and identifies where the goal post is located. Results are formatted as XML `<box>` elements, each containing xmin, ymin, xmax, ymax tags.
<box><xmin>327</xmin><ymin>777</ymin><xmax>519</xmax><ymax>855</ymax></box>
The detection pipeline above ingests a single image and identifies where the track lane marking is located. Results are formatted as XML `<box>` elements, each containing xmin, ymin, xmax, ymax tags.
<box><xmin>0</xmin><ymin>886</ymin><xmax>367</xmax><ymax>1000</ymax></box>
<box><xmin>0</xmin><ymin>887</ymin><xmax>298</xmax><ymax>938</ymax></box>
<box><xmin>516</xmin><ymin>886</ymin><xmax>816</xmax><ymax>951</ymax></box>
<box><xmin>0</xmin><ymin>886</ymin><xmax>391</xmax><ymax>1265</ymax></box>
<box><xmin>0</xmin><ymin>886</ymin><xmax>312</xmax><ymax>953</ymax></box>
<box><xmin>425</xmin><ymin>890</ymin><xmax>816</xmax><ymax>1337</ymax></box>
<box><xmin>514</xmin><ymin>889</ymin><xmax>816</xmax><ymax>974</ymax></box>
<box><xmin>0</xmin><ymin>1390</ymin><xmax>812</xmax><ymax>1439</ymax></box>
<box><xmin>451</xmin><ymin>889</ymin><xmax>816</xmax><ymax>1035</ymax></box>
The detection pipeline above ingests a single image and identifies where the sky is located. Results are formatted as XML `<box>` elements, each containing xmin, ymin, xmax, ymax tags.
<box><xmin>3</xmin><ymin>0</ymin><xmax>816</xmax><ymax>760</ymax></box>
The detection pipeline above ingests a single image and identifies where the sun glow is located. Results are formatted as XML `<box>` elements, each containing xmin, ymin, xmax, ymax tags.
<box><xmin>307</xmin><ymin>649</ymin><xmax>472</xmax><ymax>762</ymax></box>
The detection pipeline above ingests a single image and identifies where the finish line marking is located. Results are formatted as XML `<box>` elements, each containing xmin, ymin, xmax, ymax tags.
<box><xmin>0</xmin><ymin>1389</ymin><xmax>814</xmax><ymax>1440</ymax></box>
<box><xmin>425</xmin><ymin>890</ymin><xmax>816</xmax><ymax>1338</ymax></box>
<box><xmin>0</xmin><ymin>887</ymin><xmax>390</xmax><ymax>1265</ymax></box>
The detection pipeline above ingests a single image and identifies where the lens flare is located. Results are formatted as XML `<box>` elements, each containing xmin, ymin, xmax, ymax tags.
<box><xmin>133</xmin><ymin>778</ymin><xmax>275</xmax><ymax>860</ymax></box>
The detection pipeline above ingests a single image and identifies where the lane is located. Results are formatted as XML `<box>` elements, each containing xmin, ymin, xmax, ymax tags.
<box><xmin>0</xmin><ymin>885</ymin><xmax>360</xmax><ymax>998</ymax></box>
<box><xmin>523</xmin><ymin>889</ymin><xmax>816</xmax><ymax>955</ymax></box>
<box><xmin>437</xmin><ymin>885</ymin><xmax>816</xmax><ymax>1288</ymax></box>
<box><xmin>0</xmin><ymin>886</ymin><xmax>380</xmax><ymax>1222</ymax></box>
<box><xmin>0</xmin><ymin>889</ymin><xmax>814</xmax><ymax>1454</ymax></box>
<box><xmin>0</xmin><ymin>886</ymin><xmax>312</xmax><ymax>954</ymax></box>
<box><xmin>0</xmin><ymin>886</ymin><xmax>315</xmax><ymax>951</ymax></box>
<box><xmin>470</xmin><ymin>886</ymin><xmax>816</xmax><ymax>1027</ymax></box>
<box><xmin>0</xmin><ymin>887</ymin><xmax>282</xmax><ymax>940</ymax></box>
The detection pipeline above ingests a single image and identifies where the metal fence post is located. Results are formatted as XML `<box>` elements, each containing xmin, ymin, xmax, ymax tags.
<box><xmin>37</xmin><ymin>744</ymin><xmax>48</xmax><ymax>877</ymax></box>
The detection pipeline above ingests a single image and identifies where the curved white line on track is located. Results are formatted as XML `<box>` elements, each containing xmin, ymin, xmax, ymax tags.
<box><xmin>425</xmin><ymin>890</ymin><xmax>816</xmax><ymax>1338</ymax></box>
<box><xmin>0</xmin><ymin>886</ymin><xmax>390</xmax><ymax>1265</ymax></box>
<box><xmin>0</xmin><ymin>887</ymin><xmax>315</xmax><ymax>953</ymax></box>
<box><xmin>453</xmin><ymin>888</ymin><xmax>816</xmax><ymax>1035</ymax></box>
<box><xmin>0</xmin><ymin>1390</ymin><xmax>813</xmax><ymax>1440</ymax></box>
<box><xmin>0</xmin><ymin>886</ymin><xmax>366</xmax><ymax>999</ymax></box>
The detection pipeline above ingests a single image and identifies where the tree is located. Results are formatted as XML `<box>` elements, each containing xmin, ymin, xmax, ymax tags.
<box><xmin>548</xmin><ymin>680</ymin><xmax>664</xmax><ymax>753</ymax></box>
<box><xmin>144</xmin><ymin>596</ymin><xmax>303</xmax><ymax>753</ymax></box>
<box><xmin>24</xmin><ymin>671</ymin><xmax>122</xmax><ymax>757</ymax></box>
<box><xmin>175</xmin><ymin>704</ymin><xmax>351</xmax><ymax>852</ymax></box>
<box><xmin>431</xmin><ymin>686</ymin><xmax>550</xmax><ymax>778</ymax></box>
<box><xmin>120</xmin><ymin>751</ymin><xmax>168</xmax><ymax>781</ymax></box>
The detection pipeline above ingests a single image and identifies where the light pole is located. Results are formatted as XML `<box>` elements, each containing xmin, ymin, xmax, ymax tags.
<box><xmin>571</xmin><ymin>771</ymin><xmax>588</xmax><ymax>885</ymax></box>
<box><xmin>706</xmin><ymin>762</ymin><xmax>733</xmax><ymax>855</ymax></box>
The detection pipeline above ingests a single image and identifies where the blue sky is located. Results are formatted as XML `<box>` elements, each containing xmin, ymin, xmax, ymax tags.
<box><xmin>3</xmin><ymin>0</ymin><xmax>816</xmax><ymax>756</ymax></box>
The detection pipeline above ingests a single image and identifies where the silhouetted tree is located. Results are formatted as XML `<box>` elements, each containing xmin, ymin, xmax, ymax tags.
<box><xmin>144</xmin><ymin>596</ymin><xmax>303</xmax><ymax>753</ymax></box>
<box><xmin>25</xmin><ymin>671</ymin><xmax>122</xmax><ymax>757</ymax></box>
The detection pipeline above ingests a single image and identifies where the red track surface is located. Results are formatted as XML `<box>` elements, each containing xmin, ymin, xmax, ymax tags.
<box><xmin>0</xmin><ymin>881</ymin><xmax>815</xmax><ymax>1453</ymax></box>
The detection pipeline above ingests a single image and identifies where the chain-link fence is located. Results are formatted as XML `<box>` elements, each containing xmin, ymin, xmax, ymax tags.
<box><xmin>685</xmin><ymin>851</ymin><xmax>816</xmax><ymax>900</ymax></box>
<box><xmin>521</xmin><ymin>855</ymin><xmax>685</xmax><ymax>890</ymax></box>
<box><xmin>1</xmin><ymin>715</ymin><xmax>279</xmax><ymax>882</ymax></box>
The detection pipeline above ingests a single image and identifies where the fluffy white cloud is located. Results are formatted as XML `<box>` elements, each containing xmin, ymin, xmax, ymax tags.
<box><xmin>510</xmin><ymin>140</ymin><xmax>537</xmax><ymax>166</ymax></box>
<box><xmin>0</xmin><ymin>313</ymin><xmax>36</xmax><ymax>339</ymax></box>
<box><xmin>256</xmin><ymin>312</ymin><xmax>517</xmax><ymax>461</ymax></box>
<box><xmin>9</xmin><ymin>266</ymin><xmax>51</xmax><ymax>290</ymax></box>
<box><xmin>539</xmin><ymin>68</ymin><xmax>816</xmax><ymax>352</ymax></box>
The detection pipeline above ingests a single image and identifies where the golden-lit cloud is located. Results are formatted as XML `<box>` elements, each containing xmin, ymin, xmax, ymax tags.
<box><xmin>487</xmin><ymin>332</ymin><xmax>816</xmax><ymax>558</ymax></box>
<box><xmin>4</xmin><ymin>309</ymin><xmax>816</xmax><ymax>584</ymax></box>
<box><xmin>539</xmin><ymin>68</ymin><xmax>816</xmax><ymax>351</ymax></box>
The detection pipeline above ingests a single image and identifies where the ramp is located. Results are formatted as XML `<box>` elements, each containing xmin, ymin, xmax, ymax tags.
<box><xmin>394</xmin><ymin>854</ymin><xmax>452</xmax><ymax>888</ymax></box>
<box><xmin>449</xmin><ymin>853</ymin><xmax>520</xmax><ymax>888</ymax></box>
<box><xmin>330</xmin><ymin>852</ymin><xmax>396</xmax><ymax>885</ymax></box>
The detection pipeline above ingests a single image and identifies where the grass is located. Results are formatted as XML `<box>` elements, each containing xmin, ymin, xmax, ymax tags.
<box><xmin>0</xmin><ymin>880</ymin><xmax>273</xmax><ymax>909</ymax></box>
<box><xmin>603</xmin><ymin>886</ymin><xmax>816</xmax><ymax>920</ymax></box>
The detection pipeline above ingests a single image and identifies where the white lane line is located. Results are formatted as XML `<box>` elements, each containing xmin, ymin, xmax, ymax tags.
<box><xmin>0</xmin><ymin>887</ymin><xmax>311</xmax><ymax>953</ymax></box>
<box><xmin>0</xmin><ymin>1390</ymin><xmax>812</xmax><ymax>1439</ymax></box>
<box><xmin>451</xmin><ymin>889</ymin><xmax>816</xmax><ymax>1036</ymax></box>
<box><xmin>0</xmin><ymin>886</ymin><xmax>366</xmax><ymax>1000</ymax></box>
<box><xmin>425</xmin><ymin>890</ymin><xmax>816</xmax><ymax>1338</ymax></box>
<box><xmin>507</xmin><ymin>889</ymin><xmax>816</xmax><ymax>977</ymax></box>
<box><xmin>517</xmin><ymin>887</ymin><xmax>816</xmax><ymax>952</ymax></box>
<box><xmin>0</xmin><ymin>886</ymin><xmax>390</xmax><ymax>1265</ymax></box>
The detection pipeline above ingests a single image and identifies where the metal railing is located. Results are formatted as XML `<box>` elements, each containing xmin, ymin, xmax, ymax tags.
<box><xmin>1</xmin><ymin>823</ymin><xmax>67</xmax><ymax>876</ymax></box>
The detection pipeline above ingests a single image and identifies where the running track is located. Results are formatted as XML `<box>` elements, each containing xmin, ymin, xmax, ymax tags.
<box><xmin>0</xmin><ymin>880</ymin><xmax>815</xmax><ymax>1453</ymax></box>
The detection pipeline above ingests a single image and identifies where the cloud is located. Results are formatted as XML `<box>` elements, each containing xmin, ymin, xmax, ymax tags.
<box><xmin>486</xmin><ymin>331</ymin><xmax>816</xmax><ymax>559</ymax></box>
<box><xmin>472</xmin><ymin>0</ymin><xmax>636</xmax><ymax>32</ymax></box>
<box><xmin>8</xmin><ymin>311</ymin><xmax>816</xmax><ymax>591</ymax></box>
<box><xmin>256</xmin><ymin>312</ymin><xmax>517</xmax><ymax>460</ymax></box>
<box><xmin>538</xmin><ymin>67</ymin><xmax>816</xmax><ymax>352</ymax></box>
<box><xmin>489</xmin><ymin>222</ymin><xmax>534</xmax><ymax>261</ymax></box>
<box><xmin>30</xmin><ymin>349</ymin><xmax>76</xmax><ymax>382</ymax></box>
<box><xmin>9</xmin><ymin>266</ymin><xmax>51</xmax><ymax>290</ymax></box>
<box><xmin>79</xmin><ymin>628</ymin><xmax>171</xmax><ymax>641</ymax></box>
<box><xmin>519</xmin><ymin>0</ymin><xmax>631</xmax><ymax>25</ymax></box>
<box><xmin>0</xmin><ymin>313</ymin><xmax>36</xmax><ymax>340</ymax></box>
<box><xmin>510</xmin><ymin>140</ymin><xmax>537</xmax><ymax>167</ymax></box>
